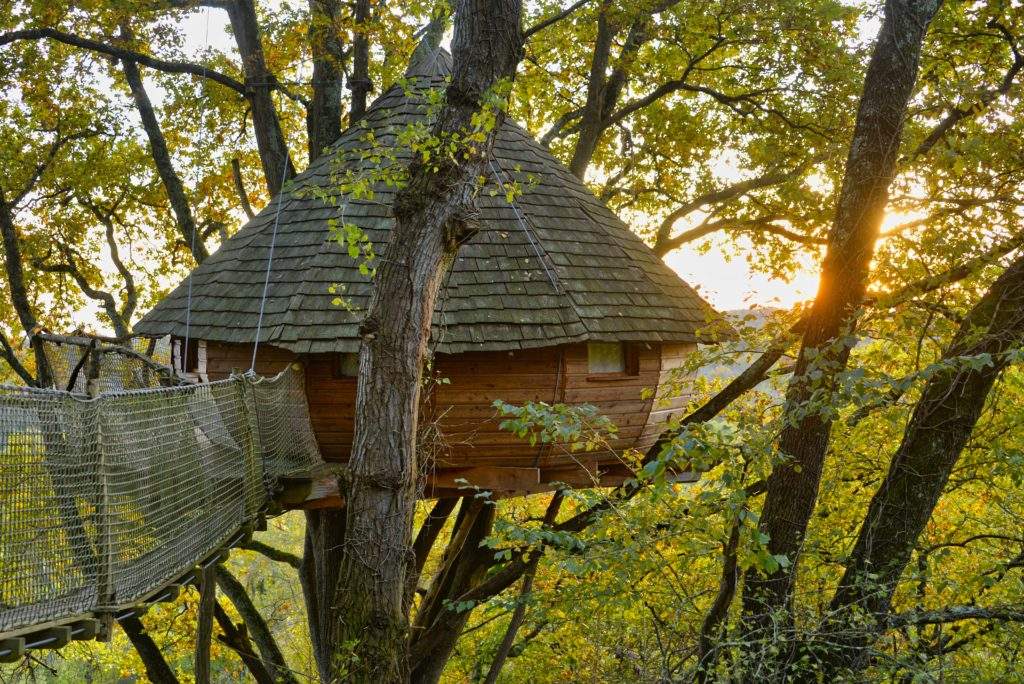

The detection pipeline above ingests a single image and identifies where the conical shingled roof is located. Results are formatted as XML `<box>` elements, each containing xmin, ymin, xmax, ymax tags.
<box><xmin>135</xmin><ymin>47</ymin><xmax>727</xmax><ymax>355</ymax></box>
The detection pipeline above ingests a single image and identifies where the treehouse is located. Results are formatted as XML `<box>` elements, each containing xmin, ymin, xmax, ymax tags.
<box><xmin>135</xmin><ymin>46</ymin><xmax>729</xmax><ymax>497</ymax></box>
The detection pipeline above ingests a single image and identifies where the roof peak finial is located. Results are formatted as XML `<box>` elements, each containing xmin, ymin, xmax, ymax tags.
<box><xmin>406</xmin><ymin>8</ymin><xmax>451</xmax><ymax>77</ymax></box>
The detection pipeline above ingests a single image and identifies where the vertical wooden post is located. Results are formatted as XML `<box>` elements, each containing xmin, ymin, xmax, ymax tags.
<box><xmin>87</xmin><ymin>344</ymin><xmax>115</xmax><ymax>641</ymax></box>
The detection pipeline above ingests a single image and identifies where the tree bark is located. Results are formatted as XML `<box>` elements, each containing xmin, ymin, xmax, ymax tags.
<box><xmin>740</xmin><ymin>0</ymin><xmax>942</xmax><ymax>649</ymax></box>
<box><xmin>0</xmin><ymin>186</ymin><xmax>50</xmax><ymax>385</ymax></box>
<box><xmin>482</xmin><ymin>558</ymin><xmax>539</xmax><ymax>684</ymax></box>
<box><xmin>195</xmin><ymin>566</ymin><xmax>217</xmax><ymax>684</ymax></box>
<box><xmin>328</xmin><ymin>2</ymin><xmax>523</xmax><ymax>680</ymax></box>
<box><xmin>821</xmin><ymin>250</ymin><xmax>1024</xmax><ymax>675</ymax></box>
<box><xmin>404</xmin><ymin>496</ymin><xmax>459</xmax><ymax>613</ymax></box>
<box><xmin>349</xmin><ymin>0</ymin><xmax>373</xmax><ymax>124</ymax></box>
<box><xmin>567</xmin><ymin>1</ymin><xmax>614</xmax><ymax>179</ymax></box>
<box><xmin>224</xmin><ymin>0</ymin><xmax>297</xmax><ymax>195</ymax></box>
<box><xmin>696</xmin><ymin>519</ymin><xmax>741</xmax><ymax>683</ymax></box>
<box><xmin>307</xmin><ymin>0</ymin><xmax>346</xmax><ymax>160</ymax></box>
<box><xmin>120</xmin><ymin>49</ymin><xmax>209</xmax><ymax>264</ymax></box>
<box><xmin>215</xmin><ymin>566</ymin><xmax>298</xmax><ymax>684</ymax></box>
<box><xmin>119</xmin><ymin>615</ymin><xmax>180</xmax><ymax>684</ymax></box>
<box><xmin>300</xmin><ymin>508</ymin><xmax>346</xmax><ymax>682</ymax></box>
<box><xmin>410</xmin><ymin>498</ymin><xmax>496</xmax><ymax>684</ymax></box>
<box><xmin>213</xmin><ymin>600</ymin><xmax>277</xmax><ymax>684</ymax></box>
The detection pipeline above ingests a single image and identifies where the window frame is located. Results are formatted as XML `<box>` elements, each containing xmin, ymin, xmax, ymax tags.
<box><xmin>585</xmin><ymin>341</ymin><xmax>639</xmax><ymax>381</ymax></box>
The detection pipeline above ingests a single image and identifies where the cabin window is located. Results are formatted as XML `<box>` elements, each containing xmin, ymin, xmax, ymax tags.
<box><xmin>334</xmin><ymin>352</ymin><xmax>360</xmax><ymax>378</ymax></box>
<box><xmin>587</xmin><ymin>342</ymin><xmax>638</xmax><ymax>376</ymax></box>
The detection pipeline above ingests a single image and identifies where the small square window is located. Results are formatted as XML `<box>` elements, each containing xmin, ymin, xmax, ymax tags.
<box><xmin>334</xmin><ymin>352</ymin><xmax>360</xmax><ymax>378</ymax></box>
<box><xmin>587</xmin><ymin>342</ymin><xmax>625</xmax><ymax>374</ymax></box>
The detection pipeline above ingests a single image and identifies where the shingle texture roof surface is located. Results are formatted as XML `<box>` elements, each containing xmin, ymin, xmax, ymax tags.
<box><xmin>135</xmin><ymin>48</ymin><xmax>726</xmax><ymax>354</ymax></box>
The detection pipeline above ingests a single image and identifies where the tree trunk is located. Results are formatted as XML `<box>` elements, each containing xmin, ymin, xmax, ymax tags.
<box><xmin>119</xmin><ymin>615</ymin><xmax>180</xmax><ymax>684</ymax></box>
<box><xmin>194</xmin><ymin>566</ymin><xmax>216</xmax><ymax>684</ymax></box>
<box><xmin>482</xmin><ymin>559</ymin><xmax>539</xmax><ymax>684</ymax></box>
<box><xmin>328</xmin><ymin>2</ymin><xmax>523</xmax><ymax>680</ymax></box>
<box><xmin>349</xmin><ymin>0</ymin><xmax>372</xmax><ymax>124</ymax></box>
<box><xmin>216</xmin><ymin>566</ymin><xmax>298</xmax><ymax>684</ymax></box>
<box><xmin>307</xmin><ymin>0</ymin><xmax>346</xmax><ymax>160</ymax></box>
<box><xmin>213</xmin><ymin>600</ymin><xmax>278</xmax><ymax>684</ymax></box>
<box><xmin>567</xmin><ymin>1</ymin><xmax>613</xmax><ymax>179</ymax></box>
<box><xmin>740</xmin><ymin>0</ymin><xmax>942</xmax><ymax>650</ymax></box>
<box><xmin>821</xmin><ymin>250</ymin><xmax>1024</xmax><ymax>674</ymax></box>
<box><xmin>120</xmin><ymin>49</ymin><xmax>209</xmax><ymax>264</ymax></box>
<box><xmin>0</xmin><ymin>188</ymin><xmax>50</xmax><ymax>385</ymax></box>
<box><xmin>225</xmin><ymin>0</ymin><xmax>296</xmax><ymax>196</ymax></box>
<box><xmin>410</xmin><ymin>499</ymin><xmax>496</xmax><ymax>684</ymax></box>
<box><xmin>300</xmin><ymin>508</ymin><xmax>346</xmax><ymax>682</ymax></box>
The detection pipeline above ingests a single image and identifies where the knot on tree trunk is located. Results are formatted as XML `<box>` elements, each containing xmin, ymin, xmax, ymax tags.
<box><xmin>448</xmin><ymin>207</ymin><xmax>481</xmax><ymax>245</ymax></box>
<box><xmin>359</xmin><ymin>315</ymin><xmax>379</xmax><ymax>341</ymax></box>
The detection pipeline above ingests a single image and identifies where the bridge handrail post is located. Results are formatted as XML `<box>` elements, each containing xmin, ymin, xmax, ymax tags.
<box><xmin>86</xmin><ymin>347</ymin><xmax>115</xmax><ymax>640</ymax></box>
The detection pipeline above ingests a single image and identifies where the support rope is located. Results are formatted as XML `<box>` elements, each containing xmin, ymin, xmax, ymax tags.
<box><xmin>250</xmin><ymin>113</ymin><xmax>292</xmax><ymax>372</ymax></box>
<box><xmin>487</xmin><ymin>156</ymin><xmax>561</xmax><ymax>293</ymax></box>
<box><xmin>182</xmin><ymin>8</ymin><xmax>212</xmax><ymax>375</ymax></box>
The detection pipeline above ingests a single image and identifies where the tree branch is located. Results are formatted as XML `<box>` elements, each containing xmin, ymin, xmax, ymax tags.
<box><xmin>119</xmin><ymin>41</ymin><xmax>209</xmax><ymax>264</ymax></box>
<box><xmin>32</xmin><ymin>250</ymin><xmax>130</xmax><ymax>339</ymax></box>
<box><xmin>909</xmin><ymin>20</ymin><xmax>1023</xmax><ymax>161</ymax></box>
<box><xmin>230</xmin><ymin>157</ymin><xmax>256</xmax><ymax>219</ymax></box>
<box><xmin>869</xmin><ymin>229</ymin><xmax>1024</xmax><ymax>307</ymax></box>
<box><xmin>240</xmin><ymin>539</ymin><xmax>301</xmax><ymax>569</ymax></box>
<box><xmin>653</xmin><ymin>163</ymin><xmax>811</xmax><ymax>251</ymax></box>
<box><xmin>0</xmin><ymin>330</ymin><xmax>35</xmax><ymax>385</ymax></box>
<box><xmin>655</xmin><ymin>216</ymin><xmax>824</xmax><ymax>256</ymax></box>
<box><xmin>215</xmin><ymin>566</ymin><xmax>298</xmax><ymax>684</ymax></box>
<box><xmin>212</xmin><ymin>600</ymin><xmax>277</xmax><ymax>684</ymax></box>
<box><xmin>523</xmin><ymin>0</ymin><xmax>592</xmax><ymax>40</ymax></box>
<box><xmin>0</xmin><ymin>27</ymin><xmax>247</xmax><ymax>95</ymax></box>
<box><xmin>119</xmin><ymin>615</ymin><xmax>180</xmax><ymax>684</ymax></box>
<box><xmin>889</xmin><ymin>605</ymin><xmax>1024</xmax><ymax>629</ymax></box>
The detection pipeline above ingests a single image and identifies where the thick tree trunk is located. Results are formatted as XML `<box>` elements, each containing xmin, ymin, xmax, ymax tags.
<box><xmin>307</xmin><ymin>0</ymin><xmax>346</xmax><ymax>160</ymax></box>
<box><xmin>820</xmin><ymin>251</ymin><xmax>1024</xmax><ymax>675</ymax></box>
<box><xmin>120</xmin><ymin>51</ymin><xmax>209</xmax><ymax>264</ymax></box>
<box><xmin>328</xmin><ymin>2</ymin><xmax>523</xmax><ymax>680</ymax></box>
<box><xmin>740</xmin><ymin>0</ymin><xmax>941</xmax><ymax>651</ymax></box>
<box><xmin>225</xmin><ymin>0</ymin><xmax>297</xmax><ymax>196</ymax></box>
<box><xmin>349</xmin><ymin>0</ymin><xmax>373</xmax><ymax>124</ymax></box>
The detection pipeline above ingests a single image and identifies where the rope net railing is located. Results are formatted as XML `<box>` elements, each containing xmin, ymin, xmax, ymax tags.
<box><xmin>41</xmin><ymin>335</ymin><xmax>177</xmax><ymax>394</ymax></box>
<box><xmin>0</xmin><ymin>365</ymin><xmax>323</xmax><ymax>638</ymax></box>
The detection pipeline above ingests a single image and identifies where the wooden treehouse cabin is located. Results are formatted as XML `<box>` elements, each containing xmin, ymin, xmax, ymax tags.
<box><xmin>135</xmin><ymin>47</ymin><xmax>729</xmax><ymax>499</ymax></box>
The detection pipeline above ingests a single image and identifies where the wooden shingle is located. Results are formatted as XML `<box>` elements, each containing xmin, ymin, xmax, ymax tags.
<box><xmin>135</xmin><ymin>47</ymin><xmax>730</xmax><ymax>353</ymax></box>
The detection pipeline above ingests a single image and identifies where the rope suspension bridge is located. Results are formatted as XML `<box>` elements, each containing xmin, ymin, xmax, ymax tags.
<box><xmin>0</xmin><ymin>334</ymin><xmax>325</xmax><ymax>662</ymax></box>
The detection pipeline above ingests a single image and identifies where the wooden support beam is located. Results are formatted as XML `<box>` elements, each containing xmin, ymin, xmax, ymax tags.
<box><xmin>0</xmin><ymin>637</ymin><xmax>25</xmax><ymax>663</ymax></box>
<box><xmin>425</xmin><ymin>466</ymin><xmax>541</xmax><ymax>495</ymax></box>
<box><xmin>24</xmin><ymin>626</ymin><xmax>72</xmax><ymax>650</ymax></box>
<box><xmin>70</xmin><ymin>618</ymin><xmax>101</xmax><ymax>641</ymax></box>
<box><xmin>276</xmin><ymin>463</ymin><xmax>700</xmax><ymax>509</ymax></box>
